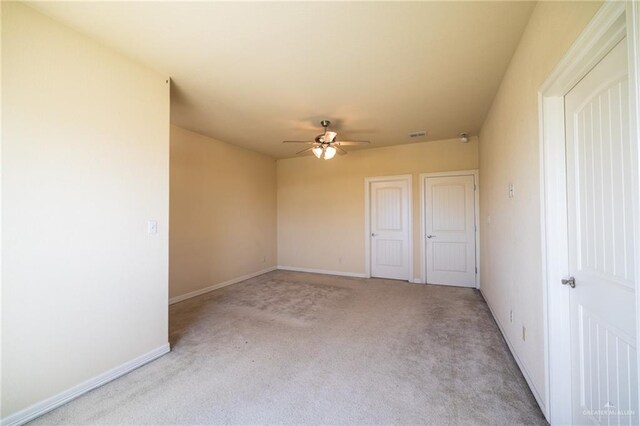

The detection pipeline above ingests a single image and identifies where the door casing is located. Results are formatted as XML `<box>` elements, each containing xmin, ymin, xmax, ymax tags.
<box><xmin>539</xmin><ymin>2</ymin><xmax>640</xmax><ymax>423</ymax></box>
<box><xmin>419</xmin><ymin>170</ymin><xmax>479</xmax><ymax>288</ymax></box>
<box><xmin>364</xmin><ymin>175</ymin><xmax>413</xmax><ymax>281</ymax></box>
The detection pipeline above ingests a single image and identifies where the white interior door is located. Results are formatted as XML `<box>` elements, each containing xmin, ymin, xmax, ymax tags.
<box><xmin>565</xmin><ymin>37</ymin><xmax>638</xmax><ymax>425</ymax></box>
<box><xmin>370</xmin><ymin>179</ymin><xmax>410</xmax><ymax>280</ymax></box>
<box><xmin>424</xmin><ymin>175</ymin><xmax>476</xmax><ymax>287</ymax></box>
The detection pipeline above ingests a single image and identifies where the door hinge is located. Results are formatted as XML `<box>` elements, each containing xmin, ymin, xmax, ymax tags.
<box><xmin>475</xmin><ymin>267</ymin><xmax>478</xmax><ymax>274</ymax></box>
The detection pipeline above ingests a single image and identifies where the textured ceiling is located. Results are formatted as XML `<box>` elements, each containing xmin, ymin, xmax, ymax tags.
<box><xmin>31</xmin><ymin>1</ymin><xmax>536</xmax><ymax>158</ymax></box>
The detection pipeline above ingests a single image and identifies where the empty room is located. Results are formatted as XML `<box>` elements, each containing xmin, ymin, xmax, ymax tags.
<box><xmin>2</xmin><ymin>1</ymin><xmax>640</xmax><ymax>425</ymax></box>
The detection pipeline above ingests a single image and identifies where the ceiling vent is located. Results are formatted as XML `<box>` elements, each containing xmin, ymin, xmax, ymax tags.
<box><xmin>408</xmin><ymin>130</ymin><xmax>427</xmax><ymax>138</ymax></box>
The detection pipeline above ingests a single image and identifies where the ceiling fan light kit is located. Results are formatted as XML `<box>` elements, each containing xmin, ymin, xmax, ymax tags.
<box><xmin>313</xmin><ymin>145</ymin><xmax>337</xmax><ymax>160</ymax></box>
<box><xmin>283</xmin><ymin>120</ymin><xmax>370</xmax><ymax>160</ymax></box>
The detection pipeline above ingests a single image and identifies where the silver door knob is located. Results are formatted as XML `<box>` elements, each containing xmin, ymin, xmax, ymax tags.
<box><xmin>426</xmin><ymin>235</ymin><xmax>436</xmax><ymax>239</ymax></box>
<box><xmin>371</xmin><ymin>233</ymin><xmax>377</xmax><ymax>237</ymax></box>
<box><xmin>561</xmin><ymin>277</ymin><xmax>576</xmax><ymax>288</ymax></box>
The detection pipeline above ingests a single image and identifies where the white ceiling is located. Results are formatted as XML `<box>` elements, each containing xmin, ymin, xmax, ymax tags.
<box><xmin>30</xmin><ymin>1</ymin><xmax>535</xmax><ymax>158</ymax></box>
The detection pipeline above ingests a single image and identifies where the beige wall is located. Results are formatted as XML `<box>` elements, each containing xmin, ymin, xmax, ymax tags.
<box><xmin>277</xmin><ymin>138</ymin><xmax>478</xmax><ymax>278</ymax></box>
<box><xmin>478</xmin><ymin>1</ymin><xmax>602</xmax><ymax>408</ymax></box>
<box><xmin>1</xmin><ymin>2</ymin><xmax>170</xmax><ymax>418</ymax></box>
<box><xmin>169</xmin><ymin>125</ymin><xmax>277</xmax><ymax>300</ymax></box>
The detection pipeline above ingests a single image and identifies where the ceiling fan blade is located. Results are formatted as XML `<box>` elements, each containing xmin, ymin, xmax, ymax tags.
<box><xmin>283</xmin><ymin>140</ymin><xmax>315</xmax><ymax>144</ymax></box>
<box><xmin>337</xmin><ymin>140</ymin><xmax>370</xmax><ymax>146</ymax></box>
<box><xmin>296</xmin><ymin>146</ymin><xmax>316</xmax><ymax>155</ymax></box>
<box><xmin>334</xmin><ymin>144</ymin><xmax>347</xmax><ymax>155</ymax></box>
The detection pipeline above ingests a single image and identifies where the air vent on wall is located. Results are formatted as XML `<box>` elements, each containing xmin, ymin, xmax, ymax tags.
<box><xmin>408</xmin><ymin>130</ymin><xmax>427</xmax><ymax>138</ymax></box>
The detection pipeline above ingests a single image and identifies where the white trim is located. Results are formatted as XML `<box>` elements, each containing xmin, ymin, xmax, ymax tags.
<box><xmin>482</xmin><ymin>291</ymin><xmax>545</xmax><ymax>411</ymax></box>
<box><xmin>1</xmin><ymin>344</ymin><xmax>170</xmax><ymax>426</ymax></box>
<box><xmin>419</xmin><ymin>170</ymin><xmax>480</xmax><ymax>288</ymax></box>
<box><xmin>277</xmin><ymin>265</ymin><xmax>367</xmax><ymax>278</ymax></box>
<box><xmin>168</xmin><ymin>266</ymin><xmax>277</xmax><ymax>305</ymax></box>
<box><xmin>539</xmin><ymin>2</ymin><xmax>631</xmax><ymax>424</ymax></box>
<box><xmin>416</xmin><ymin>170</ymin><xmax>478</xmax><ymax>178</ymax></box>
<box><xmin>539</xmin><ymin>5</ymin><xmax>627</xmax><ymax>95</ymax></box>
<box><xmin>363</xmin><ymin>174</ymin><xmax>413</xmax><ymax>282</ymax></box>
<box><xmin>628</xmin><ymin>1</ymin><xmax>640</xmax><ymax>416</ymax></box>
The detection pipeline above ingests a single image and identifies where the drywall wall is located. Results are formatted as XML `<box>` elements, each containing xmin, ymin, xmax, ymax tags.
<box><xmin>2</xmin><ymin>2</ymin><xmax>170</xmax><ymax>419</ymax></box>
<box><xmin>478</xmin><ymin>0</ymin><xmax>602</xmax><ymax>409</ymax></box>
<box><xmin>169</xmin><ymin>125</ymin><xmax>277</xmax><ymax>301</ymax></box>
<box><xmin>277</xmin><ymin>138</ymin><xmax>478</xmax><ymax>279</ymax></box>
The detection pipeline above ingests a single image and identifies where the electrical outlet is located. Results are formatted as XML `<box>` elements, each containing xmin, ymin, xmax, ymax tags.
<box><xmin>262</xmin><ymin>256</ymin><xmax>266</xmax><ymax>263</ymax></box>
<box><xmin>508</xmin><ymin>183</ymin><xmax>515</xmax><ymax>198</ymax></box>
<box><xmin>522</xmin><ymin>326</ymin><xmax>526</xmax><ymax>341</ymax></box>
<box><xmin>510</xmin><ymin>309</ymin><xmax>513</xmax><ymax>323</ymax></box>
<box><xmin>338</xmin><ymin>257</ymin><xmax>343</xmax><ymax>264</ymax></box>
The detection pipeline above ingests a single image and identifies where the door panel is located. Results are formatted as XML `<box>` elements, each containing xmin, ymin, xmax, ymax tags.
<box><xmin>433</xmin><ymin>242</ymin><xmax>467</xmax><ymax>272</ymax></box>
<box><xmin>565</xmin><ymin>37</ymin><xmax>638</xmax><ymax>425</ymax></box>
<box><xmin>424</xmin><ymin>175</ymin><xmax>476</xmax><ymax>287</ymax></box>
<box><xmin>370</xmin><ymin>179</ymin><xmax>410</xmax><ymax>280</ymax></box>
<box><xmin>375</xmin><ymin>187</ymin><xmax>402</xmax><ymax>231</ymax></box>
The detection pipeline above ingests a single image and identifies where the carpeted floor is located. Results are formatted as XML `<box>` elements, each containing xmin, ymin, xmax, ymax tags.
<box><xmin>32</xmin><ymin>270</ymin><xmax>547</xmax><ymax>425</ymax></box>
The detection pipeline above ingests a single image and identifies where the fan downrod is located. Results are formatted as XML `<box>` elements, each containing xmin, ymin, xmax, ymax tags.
<box><xmin>320</xmin><ymin>120</ymin><xmax>331</xmax><ymax>129</ymax></box>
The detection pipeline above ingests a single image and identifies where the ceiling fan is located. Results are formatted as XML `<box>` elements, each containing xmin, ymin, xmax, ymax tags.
<box><xmin>283</xmin><ymin>120</ymin><xmax>370</xmax><ymax>160</ymax></box>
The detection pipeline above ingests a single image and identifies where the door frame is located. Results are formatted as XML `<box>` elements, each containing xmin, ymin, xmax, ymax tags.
<box><xmin>364</xmin><ymin>174</ymin><xmax>413</xmax><ymax>281</ymax></box>
<box><xmin>419</xmin><ymin>170</ymin><xmax>479</xmax><ymax>288</ymax></box>
<box><xmin>539</xmin><ymin>1</ymin><xmax>640</xmax><ymax>423</ymax></box>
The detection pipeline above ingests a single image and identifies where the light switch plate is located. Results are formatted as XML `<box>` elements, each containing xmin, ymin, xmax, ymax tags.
<box><xmin>148</xmin><ymin>220</ymin><xmax>158</xmax><ymax>234</ymax></box>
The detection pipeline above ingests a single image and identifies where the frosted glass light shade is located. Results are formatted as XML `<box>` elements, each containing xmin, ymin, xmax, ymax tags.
<box><xmin>312</xmin><ymin>146</ymin><xmax>324</xmax><ymax>158</ymax></box>
<box><xmin>324</xmin><ymin>146</ymin><xmax>337</xmax><ymax>160</ymax></box>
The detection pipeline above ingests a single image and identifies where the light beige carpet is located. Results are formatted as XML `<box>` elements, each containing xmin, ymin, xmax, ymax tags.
<box><xmin>32</xmin><ymin>270</ymin><xmax>547</xmax><ymax>425</ymax></box>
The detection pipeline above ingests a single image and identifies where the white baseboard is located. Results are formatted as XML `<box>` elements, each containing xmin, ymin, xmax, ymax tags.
<box><xmin>1</xmin><ymin>343</ymin><xmax>170</xmax><ymax>426</ymax></box>
<box><xmin>277</xmin><ymin>265</ymin><xmax>368</xmax><ymax>278</ymax></box>
<box><xmin>480</xmin><ymin>290</ymin><xmax>547</xmax><ymax>418</ymax></box>
<box><xmin>413</xmin><ymin>278</ymin><xmax>424</xmax><ymax>284</ymax></box>
<box><xmin>169</xmin><ymin>266</ymin><xmax>277</xmax><ymax>305</ymax></box>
